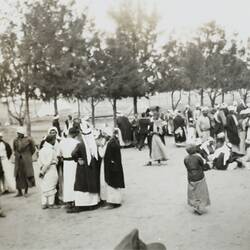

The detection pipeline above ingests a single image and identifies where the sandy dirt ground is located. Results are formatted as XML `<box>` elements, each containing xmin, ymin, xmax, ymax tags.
<box><xmin>1</xmin><ymin>136</ymin><xmax>250</xmax><ymax>250</ymax></box>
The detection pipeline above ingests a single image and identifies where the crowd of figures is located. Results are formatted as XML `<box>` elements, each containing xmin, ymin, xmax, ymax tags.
<box><xmin>0</xmin><ymin>117</ymin><xmax>125</xmax><ymax>215</ymax></box>
<box><xmin>0</xmin><ymin>99</ymin><xmax>250</xmax><ymax>218</ymax></box>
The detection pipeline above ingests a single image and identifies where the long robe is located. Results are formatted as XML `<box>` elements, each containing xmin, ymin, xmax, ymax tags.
<box><xmin>0</xmin><ymin>141</ymin><xmax>14</xmax><ymax>191</ymax></box>
<box><xmin>173</xmin><ymin>115</ymin><xmax>186</xmax><ymax>144</ymax></box>
<box><xmin>104</xmin><ymin>137</ymin><xmax>125</xmax><ymax>189</ymax></box>
<box><xmin>39</xmin><ymin>142</ymin><xmax>58</xmax><ymax>199</ymax></box>
<box><xmin>13</xmin><ymin>136</ymin><xmax>36</xmax><ymax>189</ymax></box>
<box><xmin>117</xmin><ymin>116</ymin><xmax>132</xmax><ymax>146</ymax></box>
<box><xmin>71</xmin><ymin>142</ymin><xmax>100</xmax><ymax>206</ymax></box>
<box><xmin>59</xmin><ymin>137</ymin><xmax>79</xmax><ymax>203</ymax></box>
<box><xmin>226</xmin><ymin>114</ymin><xmax>240</xmax><ymax>146</ymax></box>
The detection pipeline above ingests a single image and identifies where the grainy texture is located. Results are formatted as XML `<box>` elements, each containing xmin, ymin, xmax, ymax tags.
<box><xmin>1</xmin><ymin>137</ymin><xmax>250</xmax><ymax>250</ymax></box>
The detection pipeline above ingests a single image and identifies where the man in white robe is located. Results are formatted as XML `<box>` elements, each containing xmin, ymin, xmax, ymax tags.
<box><xmin>59</xmin><ymin>128</ymin><xmax>79</xmax><ymax>206</ymax></box>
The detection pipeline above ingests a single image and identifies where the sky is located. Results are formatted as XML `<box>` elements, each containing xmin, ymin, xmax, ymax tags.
<box><xmin>1</xmin><ymin>0</ymin><xmax>250</xmax><ymax>44</ymax></box>
<box><xmin>84</xmin><ymin>0</ymin><xmax>250</xmax><ymax>42</ymax></box>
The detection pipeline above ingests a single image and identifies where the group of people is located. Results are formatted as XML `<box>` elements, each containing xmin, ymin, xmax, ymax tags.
<box><xmin>0</xmin><ymin>116</ymin><xmax>125</xmax><ymax>216</ymax></box>
<box><xmin>1</xmin><ymin>99</ymin><xmax>250</xmax><ymax>218</ymax></box>
<box><xmin>39</xmin><ymin>117</ymin><xmax>125</xmax><ymax>213</ymax></box>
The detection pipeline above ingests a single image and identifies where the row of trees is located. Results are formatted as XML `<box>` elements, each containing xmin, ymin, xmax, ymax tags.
<box><xmin>0</xmin><ymin>0</ymin><xmax>250</xmax><ymax>135</ymax></box>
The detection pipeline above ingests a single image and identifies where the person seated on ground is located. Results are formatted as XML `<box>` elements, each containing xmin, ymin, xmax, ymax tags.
<box><xmin>208</xmin><ymin>132</ymin><xmax>232</xmax><ymax>170</ymax></box>
<box><xmin>38</xmin><ymin>135</ymin><xmax>60</xmax><ymax>209</ymax></box>
<box><xmin>196</xmin><ymin>137</ymin><xmax>215</xmax><ymax>171</ymax></box>
<box><xmin>114</xmin><ymin>228</ymin><xmax>166</xmax><ymax>250</ymax></box>
<box><xmin>184</xmin><ymin>144</ymin><xmax>210</xmax><ymax>215</ymax></box>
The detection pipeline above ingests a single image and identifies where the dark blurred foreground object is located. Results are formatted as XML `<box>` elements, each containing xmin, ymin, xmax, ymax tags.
<box><xmin>114</xmin><ymin>229</ymin><xmax>166</xmax><ymax>250</ymax></box>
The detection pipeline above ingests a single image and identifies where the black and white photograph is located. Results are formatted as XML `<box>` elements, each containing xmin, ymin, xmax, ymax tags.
<box><xmin>0</xmin><ymin>0</ymin><xmax>250</xmax><ymax>249</ymax></box>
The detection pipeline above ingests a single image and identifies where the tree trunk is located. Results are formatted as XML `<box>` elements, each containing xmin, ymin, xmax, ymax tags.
<box><xmin>112</xmin><ymin>98</ymin><xmax>117</xmax><ymax>127</ymax></box>
<box><xmin>200</xmin><ymin>88</ymin><xmax>204</xmax><ymax>106</ymax></box>
<box><xmin>209</xmin><ymin>93</ymin><xmax>216</xmax><ymax>108</ymax></box>
<box><xmin>133</xmin><ymin>96</ymin><xmax>138</xmax><ymax>115</ymax></box>
<box><xmin>171</xmin><ymin>90</ymin><xmax>182</xmax><ymax>110</ymax></box>
<box><xmin>53</xmin><ymin>94</ymin><xmax>58</xmax><ymax>116</ymax></box>
<box><xmin>25</xmin><ymin>88</ymin><xmax>31</xmax><ymax>136</ymax></box>
<box><xmin>77</xmin><ymin>98</ymin><xmax>81</xmax><ymax>118</ymax></box>
<box><xmin>171</xmin><ymin>91</ymin><xmax>175</xmax><ymax>110</ymax></box>
<box><xmin>91</xmin><ymin>97</ymin><xmax>95</xmax><ymax>128</ymax></box>
<box><xmin>188</xmin><ymin>91</ymin><xmax>191</xmax><ymax>106</ymax></box>
<box><xmin>221</xmin><ymin>90</ymin><xmax>225</xmax><ymax>103</ymax></box>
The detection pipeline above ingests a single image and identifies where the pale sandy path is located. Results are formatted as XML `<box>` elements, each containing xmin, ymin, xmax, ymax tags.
<box><xmin>1</xmin><ymin>137</ymin><xmax>250</xmax><ymax>250</ymax></box>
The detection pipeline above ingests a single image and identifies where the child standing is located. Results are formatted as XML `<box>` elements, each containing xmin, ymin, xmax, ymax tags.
<box><xmin>184</xmin><ymin>145</ymin><xmax>210</xmax><ymax>215</ymax></box>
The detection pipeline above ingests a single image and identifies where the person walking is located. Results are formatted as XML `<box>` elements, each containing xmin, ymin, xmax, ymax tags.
<box><xmin>184</xmin><ymin>144</ymin><xmax>210</xmax><ymax>215</ymax></box>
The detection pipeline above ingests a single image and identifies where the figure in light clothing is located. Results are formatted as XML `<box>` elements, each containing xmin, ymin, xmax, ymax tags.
<box><xmin>59</xmin><ymin>128</ymin><xmax>79</xmax><ymax>205</ymax></box>
<box><xmin>0</xmin><ymin>132</ymin><xmax>13</xmax><ymax>193</ymax></box>
<box><xmin>38</xmin><ymin>135</ymin><xmax>59</xmax><ymax>209</ymax></box>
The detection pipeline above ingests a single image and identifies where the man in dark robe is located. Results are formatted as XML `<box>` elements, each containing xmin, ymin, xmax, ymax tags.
<box><xmin>173</xmin><ymin>111</ymin><xmax>186</xmax><ymax>146</ymax></box>
<box><xmin>226</xmin><ymin>106</ymin><xmax>240</xmax><ymax>150</ymax></box>
<box><xmin>103</xmin><ymin>129</ymin><xmax>125</xmax><ymax>209</ymax></box>
<box><xmin>67</xmin><ymin>122</ymin><xmax>100</xmax><ymax>213</ymax></box>
<box><xmin>138</xmin><ymin>113</ymin><xmax>151</xmax><ymax>150</ymax></box>
<box><xmin>13</xmin><ymin>127</ymin><xmax>36</xmax><ymax>197</ymax></box>
<box><xmin>116</xmin><ymin>114</ymin><xmax>132</xmax><ymax>147</ymax></box>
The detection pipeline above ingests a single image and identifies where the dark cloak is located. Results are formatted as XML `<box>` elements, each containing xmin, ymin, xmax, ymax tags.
<box><xmin>104</xmin><ymin>137</ymin><xmax>125</xmax><ymax>189</ymax></box>
<box><xmin>71</xmin><ymin>142</ymin><xmax>100</xmax><ymax>194</ymax></box>
<box><xmin>226</xmin><ymin>114</ymin><xmax>240</xmax><ymax>146</ymax></box>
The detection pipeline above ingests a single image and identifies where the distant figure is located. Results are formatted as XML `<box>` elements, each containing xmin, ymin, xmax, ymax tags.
<box><xmin>52</xmin><ymin>115</ymin><xmax>62</xmax><ymax>137</ymax></box>
<box><xmin>213</xmin><ymin>104</ymin><xmax>227</xmax><ymax>135</ymax></box>
<box><xmin>103</xmin><ymin>128</ymin><xmax>125</xmax><ymax>209</ymax></box>
<box><xmin>63</xmin><ymin>115</ymin><xmax>73</xmax><ymax>137</ymax></box>
<box><xmin>237</xmin><ymin>99</ymin><xmax>247</xmax><ymax>115</ymax></box>
<box><xmin>146</xmin><ymin>108</ymin><xmax>168</xmax><ymax>166</ymax></box>
<box><xmin>138</xmin><ymin>113</ymin><xmax>151</xmax><ymax>150</ymax></box>
<box><xmin>184</xmin><ymin>144</ymin><xmax>210</xmax><ymax>215</ymax></box>
<box><xmin>196</xmin><ymin>107</ymin><xmax>211</xmax><ymax>142</ymax></box>
<box><xmin>0</xmin><ymin>132</ymin><xmax>14</xmax><ymax>194</ymax></box>
<box><xmin>226</xmin><ymin>106</ymin><xmax>240</xmax><ymax>153</ymax></box>
<box><xmin>13</xmin><ymin>127</ymin><xmax>36</xmax><ymax>197</ymax></box>
<box><xmin>173</xmin><ymin>110</ymin><xmax>186</xmax><ymax>146</ymax></box>
<box><xmin>184</xmin><ymin>105</ymin><xmax>193</xmax><ymax>126</ymax></box>
<box><xmin>38</xmin><ymin>135</ymin><xmax>59</xmax><ymax>209</ymax></box>
<box><xmin>131</xmin><ymin>115</ymin><xmax>139</xmax><ymax>147</ymax></box>
<box><xmin>116</xmin><ymin>113</ymin><xmax>132</xmax><ymax>147</ymax></box>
